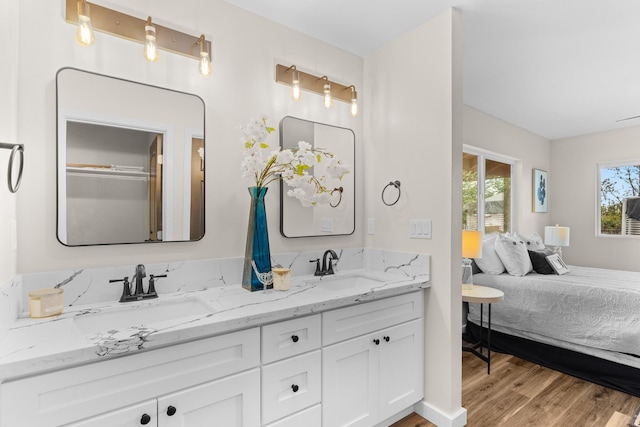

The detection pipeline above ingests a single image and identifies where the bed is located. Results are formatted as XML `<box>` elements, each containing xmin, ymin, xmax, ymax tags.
<box><xmin>466</xmin><ymin>265</ymin><xmax>640</xmax><ymax>397</ymax></box>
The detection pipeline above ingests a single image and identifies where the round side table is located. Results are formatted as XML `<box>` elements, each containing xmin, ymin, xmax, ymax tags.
<box><xmin>462</xmin><ymin>285</ymin><xmax>504</xmax><ymax>374</ymax></box>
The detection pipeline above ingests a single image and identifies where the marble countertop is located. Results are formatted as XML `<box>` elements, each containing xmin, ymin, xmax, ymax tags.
<box><xmin>0</xmin><ymin>269</ymin><xmax>429</xmax><ymax>380</ymax></box>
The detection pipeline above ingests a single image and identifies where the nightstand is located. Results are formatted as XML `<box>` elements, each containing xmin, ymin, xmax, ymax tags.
<box><xmin>462</xmin><ymin>285</ymin><xmax>504</xmax><ymax>374</ymax></box>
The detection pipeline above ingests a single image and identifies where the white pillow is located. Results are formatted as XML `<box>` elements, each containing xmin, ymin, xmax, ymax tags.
<box><xmin>473</xmin><ymin>235</ymin><xmax>505</xmax><ymax>275</ymax></box>
<box><xmin>495</xmin><ymin>233</ymin><xmax>533</xmax><ymax>276</ymax></box>
<box><xmin>515</xmin><ymin>231</ymin><xmax>546</xmax><ymax>251</ymax></box>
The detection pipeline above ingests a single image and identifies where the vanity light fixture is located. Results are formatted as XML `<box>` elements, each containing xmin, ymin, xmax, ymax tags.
<box><xmin>289</xmin><ymin>66</ymin><xmax>301</xmax><ymax>101</ymax></box>
<box><xmin>144</xmin><ymin>17</ymin><xmax>159</xmax><ymax>62</ymax></box>
<box><xmin>198</xmin><ymin>35</ymin><xmax>212</xmax><ymax>76</ymax></box>
<box><xmin>75</xmin><ymin>0</ymin><xmax>94</xmax><ymax>46</ymax></box>
<box><xmin>275</xmin><ymin>64</ymin><xmax>358</xmax><ymax>117</ymax></box>
<box><xmin>347</xmin><ymin>86</ymin><xmax>358</xmax><ymax>117</ymax></box>
<box><xmin>321</xmin><ymin>76</ymin><xmax>332</xmax><ymax>108</ymax></box>
<box><xmin>65</xmin><ymin>0</ymin><xmax>212</xmax><ymax>75</ymax></box>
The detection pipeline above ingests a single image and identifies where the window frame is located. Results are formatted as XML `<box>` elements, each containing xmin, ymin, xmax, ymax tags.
<box><xmin>596</xmin><ymin>159</ymin><xmax>640</xmax><ymax>239</ymax></box>
<box><xmin>463</xmin><ymin>145</ymin><xmax>518</xmax><ymax>234</ymax></box>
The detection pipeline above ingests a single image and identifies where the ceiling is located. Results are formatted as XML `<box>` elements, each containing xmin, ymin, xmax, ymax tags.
<box><xmin>225</xmin><ymin>0</ymin><xmax>640</xmax><ymax>140</ymax></box>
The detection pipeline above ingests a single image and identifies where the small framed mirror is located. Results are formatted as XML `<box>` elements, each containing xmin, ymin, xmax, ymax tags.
<box><xmin>279</xmin><ymin>116</ymin><xmax>355</xmax><ymax>238</ymax></box>
<box><xmin>56</xmin><ymin>68</ymin><xmax>205</xmax><ymax>246</ymax></box>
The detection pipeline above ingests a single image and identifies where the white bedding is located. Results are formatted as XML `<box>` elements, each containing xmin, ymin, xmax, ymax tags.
<box><xmin>468</xmin><ymin>265</ymin><xmax>640</xmax><ymax>368</ymax></box>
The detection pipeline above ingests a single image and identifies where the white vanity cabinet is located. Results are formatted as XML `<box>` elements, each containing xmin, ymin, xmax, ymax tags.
<box><xmin>0</xmin><ymin>328</ymin><xmax>260</xmax><ymax>427</ymax></box>
<box><xmin>322</xmin><ymin>292</ymin><xmax>424</xmax><ymax>427</ymax></box>
<box><xmin>261</xmin><ymin>314</ymin><xmax>322</xmax><ymax>426</ymax></box>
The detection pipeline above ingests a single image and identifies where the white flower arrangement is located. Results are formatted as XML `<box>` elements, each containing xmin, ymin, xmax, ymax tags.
<box><xmin>240</xmin><ymin>116</ymin><xmax>350</xmax><ymax>207</ymax></box>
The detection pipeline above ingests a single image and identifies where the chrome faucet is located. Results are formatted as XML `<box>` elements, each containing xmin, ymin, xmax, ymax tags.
<box><xmin>109</xmin><ymin>264</ymin><xmax>167</xmax><ymax>302</ymax></box>
<box><xmin>310</xmin><ymin>249</ymin><xmax>338</xmax><ymax>276</ymax></box>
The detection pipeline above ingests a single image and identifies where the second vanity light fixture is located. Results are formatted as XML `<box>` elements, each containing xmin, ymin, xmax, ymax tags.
<box><xmin>66</xmin><ymin>0</ymin><xmax>212</xmax><ymax>76</ymax></box>
<box><xmin>276</xmin><ymin>64</ymin><xmax>358</xmax><ymax>117</ymax></box>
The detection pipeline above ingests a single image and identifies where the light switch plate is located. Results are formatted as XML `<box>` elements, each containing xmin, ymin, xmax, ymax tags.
<box><xmin>367</xmin><ymin>218</ymin><xmax>375</xmax><ymax>235</ymax></box>
<box><xmin>409</xmin><ymin>219</ymin><xmax>431</xmax><ymax>239</ymax></box>
<box><xmin>321</xmin><ymin>217</ymin><xmax>334</xmax><ymax>232</ymax></box>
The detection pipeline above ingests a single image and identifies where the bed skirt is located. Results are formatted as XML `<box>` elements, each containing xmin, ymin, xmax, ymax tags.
<box><xmin>466</xmin><ymin>321</ymin><xmax>640</xmax><ymax>398</ymax></box>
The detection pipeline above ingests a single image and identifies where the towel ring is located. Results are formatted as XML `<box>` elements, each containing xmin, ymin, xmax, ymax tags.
<box><xmin>0</xmin><ymin>143</ymin><xmax>24</xmax><ymax>193</ymax></box>
<box><xmin>330</xmin><ymin>187</ymin><xmax>343</xmax><ymax>208</ymax></box>
<box><xmin>382</xmin><ymin>180</ymin><xmax>401</xmax><ymax>206</ymax></box>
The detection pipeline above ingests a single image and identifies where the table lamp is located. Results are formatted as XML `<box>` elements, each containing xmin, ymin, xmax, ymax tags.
<box><xmin>462</xmin><ymin>230</ymin><xmax>482</xmax><ymax>290</ymax></box>
<box><xmin>544</xmin><ymin>224</ymin><xmax>570</xmax><ymax>257</ymax></box>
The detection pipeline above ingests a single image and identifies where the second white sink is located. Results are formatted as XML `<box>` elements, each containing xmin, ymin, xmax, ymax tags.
<box><xmin>307</xmin><ymin>271</ymin><xmax>392</xmax><ymax>290</ymax></box>
<box><xmin>72</xmin><ymin>297</ymin><xmax>213</xmax><ymax>335</ymax></box>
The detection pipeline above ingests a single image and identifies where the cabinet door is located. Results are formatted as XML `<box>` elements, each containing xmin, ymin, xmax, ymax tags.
<box><xmin>158</xmin><ymin>368</ymin><xmax>260</xmax><ymax>427</ymax></box>
<box><xmin>65</xmin><ymin>399</ymin><xmax>157</xmax><ymax>427</ymax></box>
<box><xmin>322</xmin><ymin>333</ymin><xmax>379</xmax><ymax>427</ymax></box>
<box><xmin>378</xmin><ymin>319</ymin><xmax>424</xmax><ymax>421</ymax></box>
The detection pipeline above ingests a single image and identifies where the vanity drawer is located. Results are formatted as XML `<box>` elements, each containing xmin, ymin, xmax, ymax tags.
<box><xmin>0</xmin><ymin>327</ymin><xmax>260</xmax><ymax>427</ymax></box>
<box><xmin>262</xmin><ymin>314</ymin><xmax>321</xmax><ymax>364</ymax></box>
<box><xmin>261</xmin><ymin>350</ymin><xmax>321</xmax><ymax>425</ymax></box>
<box><xmin>265</xmin><ymin>404</ymin><xmax>322</xmax><ymax>427</ymax></box>
<box><xmin>323</xmin><ymin>291</ymin><xmax>423</xmax><ymax>345</ymax></box>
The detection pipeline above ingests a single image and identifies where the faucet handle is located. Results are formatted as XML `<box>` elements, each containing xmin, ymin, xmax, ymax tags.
<box><xmin>110</xmin><ymin>276</ymin><xmax>131</xmax><ymax>302</ymax></box>
<box><xmin>147</xmin><ymin>274</ymin><xmax>167</xmax><ymax>296</ymax></box>
<box><xmin>309</xmin><ymin>259</ymin><xmax>321</xmax><ymax>276</ymax></box>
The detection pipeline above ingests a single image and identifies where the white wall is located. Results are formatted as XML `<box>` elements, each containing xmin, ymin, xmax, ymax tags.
<box><xmin>12</xmin><ymin>0</ymin><xmax>364</xmax><ymax>273</ymax></box>
<box><xmin>463</xmin><ymin>106</ymin><xmax>551</xmax><ymax>236</ymax></box>
<box><xmin>551</xmin><ymin>126</ymin><xmax>640</xmax><ymax>271</ymax></box>
<box><xmin>365</xmin><ymin>8</ymin><xmax>465</xmax><ymax>422</ymax></box>
<box><xmin>0</xmin><ymin>0</ymin><xmax>19</xmax><ymax>283</ymax></box>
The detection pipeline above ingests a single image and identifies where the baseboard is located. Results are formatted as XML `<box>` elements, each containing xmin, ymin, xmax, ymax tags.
<box><xmin>376</xmin><ymin>407</ymin><xmax>414</xmax><ymax>427</ymax></box>
<box><xmin>414</xmin><ymin>400</ymin><xmax>467</xmax><ymax>427</ymax></box>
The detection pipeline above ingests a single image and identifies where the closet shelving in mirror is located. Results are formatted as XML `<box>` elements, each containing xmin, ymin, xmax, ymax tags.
<box><xmin>66</xmin><ymin>163</ymin><xmax>149</xmax><ymax>181</ymax></box>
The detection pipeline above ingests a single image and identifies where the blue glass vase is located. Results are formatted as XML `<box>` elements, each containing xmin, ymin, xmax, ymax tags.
<box><xmin>242</xmin><ymin>186</ymin><xmax>273</xmax><ymax>291</ymax></box>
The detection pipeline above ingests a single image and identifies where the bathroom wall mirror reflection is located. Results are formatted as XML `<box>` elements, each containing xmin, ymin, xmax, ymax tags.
<box><xmin>279</xmin><ymin>116</ymin><xmax>355</xmax><ymax>238</ymax></box>
<box><xmin>56</xmin><ymin>68</ymin><xmax>205</xmax><ymax>246</ymax></box>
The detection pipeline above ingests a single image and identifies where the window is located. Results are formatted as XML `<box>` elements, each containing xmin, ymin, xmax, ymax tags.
<box><xmin>598</xmin><ymin>161</ymin><xmax>640</xmax><ymax>236</ymax></box>
<box><xmin>463</xmin><ymin>148</ymin><xmax>514</xmax><ymax>234</ymax></box>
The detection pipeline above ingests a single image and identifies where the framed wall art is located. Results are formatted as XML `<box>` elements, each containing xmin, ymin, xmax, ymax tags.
<box><xmin>533</xmin><ymin>168</ymin><xmax>548</xmax><ymax>213</ymax></box>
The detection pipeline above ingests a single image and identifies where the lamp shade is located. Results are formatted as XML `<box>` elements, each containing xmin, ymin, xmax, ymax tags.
<box><xmin>462</xmin><ymin>230</ymin><xmax>483</xmax><ymax>258</ymax></box>
<box><xmin>544</xmin><ymin>225</ymin><xmax>570</xmax><ymax>247</ymax></box>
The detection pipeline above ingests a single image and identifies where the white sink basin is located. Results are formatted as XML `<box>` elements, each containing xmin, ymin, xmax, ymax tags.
<box><xmin>308</xmin><ymin>272</ymin><xmax>391</xmax><ymax>290</ymax></box>
<box><xmin>73</xmin><ymin>297</ymin><xmax>213</xmax><ymax>335</ymax></box>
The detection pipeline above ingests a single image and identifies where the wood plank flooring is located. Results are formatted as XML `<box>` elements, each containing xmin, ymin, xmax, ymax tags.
<box><xmin>391</xmin><ymin>352</ymin><xmax>640</xmax><ymax>427</ymax></box>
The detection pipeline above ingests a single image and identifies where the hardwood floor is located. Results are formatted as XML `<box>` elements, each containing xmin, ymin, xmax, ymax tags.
<box><xmin>391</xmin><ymin>352</ymin><xmax>640</xmax><ymax>427</ymax></box>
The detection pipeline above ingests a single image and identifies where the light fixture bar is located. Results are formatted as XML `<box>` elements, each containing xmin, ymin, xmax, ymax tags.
<box><xmin>65</xmin><ymin>0</ymin><xmax>211</xmax><ymax>60</ymax></box>
<box><xmin>275</xmin><ymin>64</ymin><xmax>355</xmax><ymax>104</ymax></box>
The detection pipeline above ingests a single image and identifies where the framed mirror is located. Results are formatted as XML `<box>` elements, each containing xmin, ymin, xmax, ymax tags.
<box><xmin>279</xmin><ymin>116</ymin><xmax>355</xmax><ymax>238</ymax></box>
<box><xmin>56</xmin><ymin>68</ymin><xmax>205</xmax><ymax>246</ymax></box>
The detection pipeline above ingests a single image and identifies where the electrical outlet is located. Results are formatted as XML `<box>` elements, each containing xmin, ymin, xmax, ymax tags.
<box><xmin>367</xmin><ymin>218</ymin><xmax>375</xmax><ymax>235</ymax></box>
<box><xmin>409</xmin><ymin>219</ymin><xmax>432</xmax><ymax>239</ymax></box>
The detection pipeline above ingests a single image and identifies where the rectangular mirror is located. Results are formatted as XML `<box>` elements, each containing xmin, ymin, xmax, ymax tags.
<box><xmin>279</xmin><ymin>116</ymin><xmax>355</xmax><ymax>238</ymax></box>
<box><xmin>56</xmin><ymin>68</ymin><xmax>205</xmax><ymax>246</ymax></box>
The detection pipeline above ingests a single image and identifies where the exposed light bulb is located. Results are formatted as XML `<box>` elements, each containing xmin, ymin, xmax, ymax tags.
<box><xmin>144</xmin><ymin>18</ymin><xmax>159</xmax><ymax>62</ymax></box>
<box><xmin>350</xmin><ymin>89</ymin><xmax>358</xmax><ymax>117</ymax></box>
<box><xmin>199</xmin><ymin>51</ymin><xmax>211</xmax><ymax>76</ymax></box>
<box><xmin>198</xmin><ymin>37</ymin><xmax>212</xmax><ymax>76</ymax></box>
<box><xmin>323</xmin><ymin>82</ymin><xmax>332</xmax><ymax>108</ymax></box>
<box><xmin>75</xmin><ymin>1</ymin><xmax>94</xmax><ymax>47</ymax></box>
<box><xmin>292</xmin><ymin>69</ymin><xmax>301</xmax><ymax>101</ymax></box>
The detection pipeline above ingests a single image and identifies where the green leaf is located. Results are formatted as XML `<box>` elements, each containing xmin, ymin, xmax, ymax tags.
<box><xmin>260</xmin><ymin>143</ymin><xmax>269</xmax><ymax>149</ymax></box>
<box><xmin>317</xmin><ymin>154</ymin><xmax>321</xmax><ymax>163</ymax></box>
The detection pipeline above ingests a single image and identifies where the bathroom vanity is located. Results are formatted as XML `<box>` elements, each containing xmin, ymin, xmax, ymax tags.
<box><xmin>0</xmin><ymin>266</ymin><xmax>428</xmax><ymax>427</ymax></box>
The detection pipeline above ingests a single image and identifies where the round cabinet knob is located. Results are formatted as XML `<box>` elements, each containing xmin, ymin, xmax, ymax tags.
<box><xmin>140</xmin><ymin>414</ymin><xmax>151</xmax><ymax>425</ymax></box>
<box><xmin>373</xmin><ymin>339</ymin><xmax>380</xmax><ymax>345</ymax></box>
<box><xmin>292</xmin><ymin>384</ymin><xmax>299</xmax><ymax>392</ymax></box>
<box><xmin>291</xmin><ymin>335</ymin><xmax>299</xmax><ymax>343</ymax></box>
<box><xmin>384</xmin><ymin>336</ymin><xmax>390</xmax><ymax>342</ymax></box>
<box><xmin>167</xmin><ymin>405</ymin><xmax>177</xmax><ymax>416</ymax></box>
